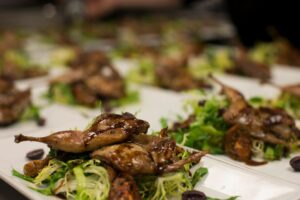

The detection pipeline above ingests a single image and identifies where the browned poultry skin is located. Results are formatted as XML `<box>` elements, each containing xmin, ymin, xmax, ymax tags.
<box><xmin>109</xmin><ymin>174</ymin><xmax>141</xmax><ymax>200</ymax></box>
<box><xmin>0</xmin><ymin>77</ymin><xmax>14</xmax><ymax>93</ymax></box>
<box><xmin>224</xmin><ymin>125</ymin><xmax>252</xmax><ymax>162</ymax></box>
<box><xmin>50</xmin><ymin>51</ymin><xmax>125</xmax><ymax>107</ymax></box>
<box><xmin>163</xmin><ymin>151</ymin><xmax>207</xmax><ymax>173</ymax></box>
<box><xmin>224</xmin><ymin>125</ymin><xmax>267</xmax><ymax>166</ymax></box>
<box><xmin>23</xmin><ymin>157</ymin><xmax>50</xmax><ymax>177</ymax></box>
<box><xmin>0</xmin><ymin>78</ymin><xmax>31</xmax><ymax>126</ymax></box>
<box><xmin>155</xmin><ymin>57</ymin><xmax>210</xmax><ymax>91</ymax></box>
<box><xmin>91</xmin><ymin>143</ymin><xmax>156</xmax><ymax>175</ymax></box>
<box><xmin>210</xmin><ymin>75</ymin><xmax>249</xmax><ymax>125</ymax></box>
<box><xmin>72</xmin><ymin>83</ymin><xmax>98</xmax><ymax>107</ymax></box>
<box><xmin>85</xmin><ymin>74</ymin><xmax>124</xmax><ymax>99</ymax></box>
<box><xmin>130</xmin><ymin>133</ymin><xmax>183</xmax><ymax>169</ymax></box>
<box><xmin>86</xmin><ymin>113</ymin><xmax>149</xmax><ymax>135</ymax></box>
<box><xmin>211</xmin><ymin>76</ymin><xmax>299</xmax><ymax>160</ymax></box>
<box><xmin>171</xmin><ymin>115</ymin><xmax>196</xmax><ymax>132</ymax></box>
<box><xmin>14</xmin><ymin>113</ymin><xmax>149</xmax><ymax>153</ymax></box>
<box><xmin>1</xmin><ymin>61</ymin><xmax>47</xmax><ymax>80</ymax></box>
<box><xmin>92</xmin><ymin>132</ymin><xmax>206</xmax><ymax>175</ymax></box>
<box><xmin>230</xmin><ymin>56</ymin><xmax>271</xmax><ymax>80</ymax></box>
<box><xmin>69</xmin><ymin>51</ymin><xmax>110</xmax><ymax>69</ymax></box>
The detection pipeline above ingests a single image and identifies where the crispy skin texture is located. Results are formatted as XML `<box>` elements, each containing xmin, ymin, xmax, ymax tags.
<box><xmin>15</xmin><ymin>113</ymin><xmax>149</xmax><ymax>153</ymax></box>
<box><xmin>91</xmin><ymin>143</ymin><xmax>156</xmax><ymax>175</ymax></box>
<box><xmin>225</xmin><ymin>125</ymin><xmax>252</xmax><ymax>162</ymax></box>
<box><xmin>131</xmin><ymin>134</ymin><xmax>181</xmax><ymax>168</ymax></box>
<box><xmin>51</xmin><ymin>51</ymin><xmax>125</xmax><ymax>107</ymax></box>
<box><xmin>212</xmin><ymin>76</ymin><xmax>299</xmax><ymax>146</ymax></box>
<box><xmin>92</xmin><ymin>131</ymin><xmax>206</xmax><ymax>175</ymax></box>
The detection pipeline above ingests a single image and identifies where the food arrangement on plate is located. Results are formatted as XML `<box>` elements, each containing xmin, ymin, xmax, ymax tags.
<box><xmin>249</xmin><ymin>82</ymin><xmax>300</xmax><ymax>120</ymax></box>
<box><xmin>1</xmin><ymin>12</ymin><xmax>300</xmax><ymax>200</ymax></box>
<box><xmin>0</xmin><ymin>31</ymin><xmax>48</xmax><ymax>80</ymax></box>
<box><xmin>0</xmin><ymin>77</ymin><xmax>44</xmax><ymax>127</ymax></box>
<box><xmin>126</xmin><ymin>47</ymin><xmax>273</xmax><ymax>92</ymax></box>
<box><xmin>163</xmin><ymin>76</ymin><xmax>300</xmax><ymax>164</ymax></box>
<box><xmin>13</xmin><ymin>112</ymin><xmax>230</xmax><ymax>200</ymax></box>
<box><xmin>45</xmin><ymin>51</ymin><xmax>139</xmax><ymax>111</ymax></box>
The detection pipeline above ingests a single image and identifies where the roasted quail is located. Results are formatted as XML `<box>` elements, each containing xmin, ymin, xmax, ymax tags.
<box><xmin>0</xmin><ymin>77</ymin><xmax>31</xmax><ymax>126</ymax></box>
<box><xmin>15</xmin><ymin>113</ymin><xmax>149</xmax><ymax>153</ymax></box>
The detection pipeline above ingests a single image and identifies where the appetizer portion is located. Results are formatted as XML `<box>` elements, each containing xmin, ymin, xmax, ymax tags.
<box><xmin>128</xmin><ymin>55</ymin><xmax>211</xmax><ymax>92</ymax></box>
<box><xmin>0</xmin><ymin>77</ymin><xmax>43</xmax><ymax>126</ymax></box>
<box><xmin>13</xmin><ymin>112</ymin><xmax>208</xmax><ymax>200</ymax></box>
<box><xmin>0</xmin><ymin>31</ymin><xmax>47</xmax><ymax>80</ymax></box>
<box><xmin>249</xmin><ymin>83</ymin><xmax>300</xmax><ymax>120</ymax></box>
<box><xmin>127</xmin><ymin>48</ymin><xmax>271</xmax><ymax>92</ymax></box>
<box><xmin>47</xmin><ymin>51</ymin><xmax>138</xmax><ymax>110</ymax></box>
<box><xmin>227</xmin><ymin>50</ymin><xmax>271</xmax><ymax>80</ymax></box>
<box><xmin>190</xmin><ymin>47</ymin><xmax>271</xmax><ymax>81</ymax></box>
<box><xmin>155</xmin><ymin>57</ymin><xmax>210</xmax><ymax>91</ymax></box>
<box><xmin>249</xmin><ymin>40</ymin><xmax>300</xmax><ymax>67</ymax></box>
<box><xmin>166</xmin><ymin>77</ymin><xmax>300</xmax><ymax>165</ymax></box>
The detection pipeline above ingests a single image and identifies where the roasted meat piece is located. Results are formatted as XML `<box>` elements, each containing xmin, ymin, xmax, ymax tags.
<box><xmin>92</xmin><ymin>129</ymin><xmax>206</xmax><ymax>175</ymax></box>
<box><xmin>155</xmin><ymin>57</ymin><xmax>210</xmax><ymax>91</ymax></box>
<box><xmin>229</xmin><ymin>56</ymin><xmax>271</xmax><ymax>80</ymax></box>
<box><xmin>224</xmin><ymin>125</ymin><xmax>252</xmax><ymax>162</ymax></box>
<box><xmin>226</xmin><ymin>50</ymin><xmax>271</xmax><ymax>80</ymax></box>
<box><xmin>109</xmin><ymin>173</ymin><xmax>141</xmax><ymax>200</ymax></box>
<box><xmin>211</xmin><ymin>76</ymin><xmax>300</xmax><ymax>163</ymax></box>
<box><xmin>23</xmin><ymin>157</ymin><xmax>50</xmax><ymax>177</ymax></box>
<box><xmin>0</xmin><ymin>32</ymin><xmax>47</xmax><ymax>80</ymax></box>
<box><xmin>130</xmin><ymin>132</ymin><xmax>182</xmax><ymax>168</ymax></box>
<box><xmin>69</xmin><ymin>51</ymin><xmax>110</xmax><ymax>69</ymax></box>
<box><xmin>0</xmin><ymin>62</ymin><xmax>47</xmax><ymax>80</ymax></box>
<box><xmin>15</xmin><ymin>113</ymin><xmax>149</xmax><ymax>153</ymax></box>
<box><xmin>50</xmin><ymin>51</ymin><xmax>125</xmax><ymax>107</ymax></box>
<box><xmin>276</xmin><ymin>41</ymin><xmax>300</xmax><ymax>67</ymax></box>
<box><xmin>92</xmin><ymin>143</ymin><xmax>156</xmax><ymax>175</ymax></box>
<box><xmin>0</xmin><ymin>77</ymin><xmax>31</xmax><ymax>126</ymax></box>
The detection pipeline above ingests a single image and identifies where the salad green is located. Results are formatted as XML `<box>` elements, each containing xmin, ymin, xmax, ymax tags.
<box><xmin>249</xmin><ymin>94</ymin><xmax>300</xmax><ymax>119</ymax></box>
<box><xmin>14</xmin><ymin>159</ymin><xmax>110</xmax><ymax>199</ymax></box>
<box><xmin>21</xmin><ymin>103</ymin><xmax>43</xmax><ymax>123</ymax></box>
<box><xmin>167</xmin><ymin>98</ymin><xmax>229</xmax><ymax>154</ymax></box>
<box><xmin>14</xmin><ymin>154</ymin><xmax>208</xmax><ymax>200</ymax></box>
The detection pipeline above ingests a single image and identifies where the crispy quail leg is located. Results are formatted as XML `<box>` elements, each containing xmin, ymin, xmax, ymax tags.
<box><xmin>209</xmin><ymin>75</ymin><xmax>249</xmax><ymax>124</ymax></box>
<box><xmin>162</xmin><ymin>151</ymin><xmax>206</xmax><ymax>173</ymax></box>
<box><xmin>15</xmin><ymin>113</ymin><xmax>149</xmax><ymax>153</ymax></box>
<box><xmin>15</xmin><ymin>129</ymin><xmax>130</xmax><ymax>153</ymax></box>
